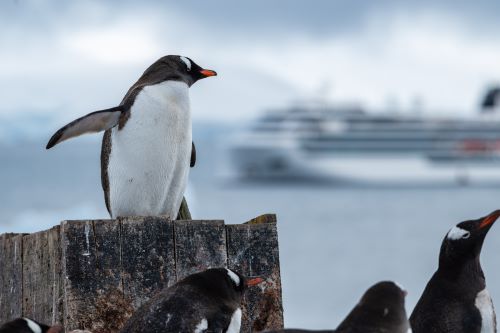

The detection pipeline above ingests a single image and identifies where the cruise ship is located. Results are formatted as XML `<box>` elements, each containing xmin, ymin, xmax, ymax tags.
<box><xmin>229</xmin><ymin>88</ymin><xmax>500</xmax><ymax>185</ymax></box>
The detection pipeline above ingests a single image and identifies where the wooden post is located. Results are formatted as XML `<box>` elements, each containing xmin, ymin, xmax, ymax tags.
<box><xmin>119</xmin><ymin>216</ymin><xmax>176</xmax><ymax>309</ymax></box>
<box><xmin>0</xmin><ymin>234</ymin><xmax>23</xmax><ymax>320</ymax></box>
<box><xmin>227</xmin><ymin>214</ymin><xmax>284</xmax><ymax>332</ymax></box>
<box><xmin>174</xmin><ymin>220</ymin><xmax>227</xmax><ymax>280</ymax></box>
<box><xmin>61</xmin><ymin>219</ymin><xmax>126</xmax><ymax>332</ymax></box>
<box><xmin>22</xmin><ymin>227</ymin><xmax>63</xmax><ymax>323</ymax></box>
<box><xmin>0</xmin><ymin>215</ymin><xmax>283</xmax><ymax>333</ymax></box>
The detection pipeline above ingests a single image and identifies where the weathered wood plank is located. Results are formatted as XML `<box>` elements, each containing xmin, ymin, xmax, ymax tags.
<box><xmin>22</xmin><ymin>227</ymin><xmax>63</xmax><ymax>324</ymax></box>
<box><xmin>244</xmin><ymin>213</ymin><xmax>277</xmax><ymax>225</ymax></box>
<box><xmin>120</xmin><ymin>216</ymin><xmax>176</xmax><ymax>310</ymax></box>
<box><xmin>61</xmin><ymin>220</ymin><xmax>131</xmax><ymax>333</ymax></box>
<box><xmin>0</xmin><ymin>233</ymin><xmax>23</xmax><ymax>323</ymax></box>
<box><xmin>1</xmin><ymin>216</ymin><xmax>284</xmax><ymax>332</ymax></box>
<box><xmin>174</xmin><ymin>220</ymin><xmax>227</xmax><ymax>281</ymax></box>
<box><xmin>226</xmin><ymin>216</ymin><xmax>284</xmax><ymax>332</ymax></box>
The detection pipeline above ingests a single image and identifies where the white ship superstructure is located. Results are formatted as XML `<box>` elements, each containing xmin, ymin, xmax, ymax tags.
<box><xmin>230</xmin><ymin>88</ymin><xmax>500</xmax><ymax>184</ymax></box>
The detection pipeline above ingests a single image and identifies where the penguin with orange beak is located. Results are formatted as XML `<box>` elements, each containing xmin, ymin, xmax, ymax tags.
<box><xmin>46</xmin><ymin>55</ymin><xmax>216</xmax><ymax>219</ymax></box>
<box><xmin>410</xmin><ymin>210</ymin><xmax>500</xmax><ymax>332</ymax></box>
<box><xmin>120</xmin><ymin>268</ymin><xmax>263</xmax><ymax>333</ymax></box>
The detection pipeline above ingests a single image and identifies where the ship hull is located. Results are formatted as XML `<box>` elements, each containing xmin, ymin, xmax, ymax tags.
<box><xmin>230</xmin><ymin>145</ymin><xmax>500</xmax><ymax>185</ymax></box>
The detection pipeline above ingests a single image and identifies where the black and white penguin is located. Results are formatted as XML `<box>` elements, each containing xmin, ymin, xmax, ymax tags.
<box><xmin>264</xmin><ymin>281</ymin><xmax>410</xmax><ymax>333</ymax></box>
<box><xmin>46</xmin><ymin>55</ymin><xmax>216</xmax><ymax>218</ymax></box>
<box><xmin>0</xmin><ymin>318</ymin><xmax>62</xmax><ymax>333</ymax></box>
<box><xmin>335</xmin><ymin>281</ymin><xmax>410</xmax><ymax>333</ymax></box>
<box><xmin>120</xmin><ymin>268</ymin><xmax>263</xmax><ymax>333</ymax></box>
<box><xmin>410</xmin><ymin>210</ymin><xmax>500</xmax><ymax>333</ymax></box>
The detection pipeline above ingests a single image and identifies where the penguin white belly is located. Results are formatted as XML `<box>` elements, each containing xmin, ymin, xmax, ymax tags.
<box><xmin>108</xmin><ymin>81</ymin><xmax>191</xmax><ymax>218</ymax></box>
<box><xmin>225</xmin><ymin>308</ymin><xmax>242</xmax><ymax>333</ymax></box>
<box><xmin>475</xmin><ymin>288</ymin><xmax>496</xmax><ymax>333</ymax></box>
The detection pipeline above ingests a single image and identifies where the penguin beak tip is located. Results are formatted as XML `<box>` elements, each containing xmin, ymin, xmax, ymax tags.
<box><xmin>479</xmin><ymin>210</ymin><xmax>500</xmax><ymax>229</ymax></box>
<box><xmin>246</xmin><ymin>277</ymin><xmax>264</xmax><ymax>287</ymax></box>
<box><xmin>199</xmin><ymin>69</ymin><xmax>217</xmax><ymax>78</ymax></box>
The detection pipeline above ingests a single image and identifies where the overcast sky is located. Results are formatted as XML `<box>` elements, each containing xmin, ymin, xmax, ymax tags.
<box><xmin>1</xmin><ymin>0</ymin><xmax>500</xmax><ymax>125</ymax></box>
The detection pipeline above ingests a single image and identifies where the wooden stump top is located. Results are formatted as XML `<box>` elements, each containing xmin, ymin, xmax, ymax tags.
<box><xmin>0</xmin><ymin>215</ymin><xmax>283</xmax><ymax>333</ymax></box>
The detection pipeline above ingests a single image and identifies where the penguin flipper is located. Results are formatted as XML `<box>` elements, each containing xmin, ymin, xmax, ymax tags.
<box><xmin>191</xmin><ymin>141</ymin><xmax>196</xmax><ymax>167</ymax></box>
<box><xmin>46</xmin><ymin>106</ymin><xmax>123</xmax><ymax>149</ymax></box>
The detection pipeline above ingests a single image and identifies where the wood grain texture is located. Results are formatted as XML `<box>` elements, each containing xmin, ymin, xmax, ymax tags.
<box><xmin>173</xmin><ymin>220</ymin><xmax>227</xmax><ymax>280</ymax></box>
<box><xmin>119</xmin><ymin>216</ymin><xmax>176</xmax><ymax>309</ymax></box>
<box><xmin>0</xmin><ymin>233</ymin><xmax>23</xmax><ymax>322</ymax></box>
<box><xmin>22</xmin><ymin>227</ymin><xmax>63</xmax><ymax>324</ymax></box>
<box><xmin>61</xmin><ymin>219</ymin><xmax>130</xmax><ymax>333</ymax></box>
<box><xmin>227</xmin><ymin>219</ymin><xmax>284</xmax><ymax>332</ymax></box>
<box><xmin>0</xmin><ymin>216</ymin><xmax>284</xmax><ymax>332</ymax></box>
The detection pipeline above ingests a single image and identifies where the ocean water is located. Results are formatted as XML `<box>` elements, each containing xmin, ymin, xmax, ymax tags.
<box><xmin>1</xmin><ymin>135</ymin><xmax>500</xmax><ymax>329</ymax></box>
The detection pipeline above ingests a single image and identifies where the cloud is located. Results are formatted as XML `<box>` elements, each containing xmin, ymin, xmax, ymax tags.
<box><xmin>0</xmin><ymin>0</ymin><xmax>500</xmax><ymax>128</ymax></box>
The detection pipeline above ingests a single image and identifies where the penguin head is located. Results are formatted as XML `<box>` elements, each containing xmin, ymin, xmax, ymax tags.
<box><xmin>337</xmin><ymin>281</ymin><xmax>409</xmax><ymax>332</ymax></box>
<box><xmin>184</xmin><ymin>268</ymin><xmax>263</xmax><ymax>305</ymax></box>
<box><xmin>358</xmin><ymin>281</ymin><xmax>407</xmax><ymax>316</ymax></box>
<box><xmin>138</xmin><ymin>55</ymin><xmax>216</xmax><ymax>88</ymax></box>
<box><xmin>0</xmin><ymin>318</ymin><xmax>63</xmax><ymax>333</ymax></box>
<box><xmin>440</xmin><ymin>210</ymin><xmax>500</xmax><ymax>266</ymax></box>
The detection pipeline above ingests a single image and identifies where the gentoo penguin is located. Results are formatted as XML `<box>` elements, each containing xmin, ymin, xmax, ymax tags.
<box><xmin>264</xmin><ymin>281</ymin><xmax>410</xmax><ymax>333</ymax></box>
<box><xmin>46</xmin><ymin>55</ymin><xmax>216</xmax><ymax>218</ymax></box>
<box><xmin>0</xmin><ymin>318</ymin><xmax>63</xmax><ymax>333</ymax></box>
<box><xmin>120</xmin><ymin>268</ymin><xmax>263</xmax><ymax>333</ymax></box>
<box><xmin>410</xmin><ymin>210</ymin><xmax>500</xmax><ymax>333</ymax></box>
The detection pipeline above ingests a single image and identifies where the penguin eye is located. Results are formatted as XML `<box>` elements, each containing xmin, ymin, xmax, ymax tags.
<box><xmin>462</xmin><ymin>232</ymin><xmax>470</xmax><ymax>239</ymax></box>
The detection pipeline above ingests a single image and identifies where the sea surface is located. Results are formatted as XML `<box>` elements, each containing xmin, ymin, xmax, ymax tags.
<box><xmin>1</xmin><ymin>132</ymin><xmax>500</xmax><ymax>329</ymax></box>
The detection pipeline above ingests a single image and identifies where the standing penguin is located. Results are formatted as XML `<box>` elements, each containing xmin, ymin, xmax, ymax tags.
<box><xmin>410</xmin><ymin>210</ymin><xmax>500</xmax><ymax>333</ymax></box>
<box><xmin>264</xmin><ymin>281</ymin><xmax>410</xmax><ymax>333</ymax></box>
<box><xmin>46</xmin><ymin>55</ymin><xmax>216</xmax><ymax>218</ymax></box>
<box><xmin>120</xmin><ymin>268</ymin><xmax>263</xmax><ymax>333</ymax></box>
<box><xmin>0</xmin><ymin>318</ymin><xmax>63</xmax><ymax>333</ymax></box>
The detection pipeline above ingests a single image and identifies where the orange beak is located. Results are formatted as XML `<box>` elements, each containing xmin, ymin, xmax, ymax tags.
<box><xmin>199</xmin><ymin>69</ymin><xmax>217</xmax><ymax>77</ymax></box>
<box><xmin>480</xmin><ymin>210</ymin><xmax>500</xmax><ymax>229</ymax></box>
<box><xmin>246</xmin><ymin>277</ymin><xmax>264</xmax><ymax>287</ymax></box>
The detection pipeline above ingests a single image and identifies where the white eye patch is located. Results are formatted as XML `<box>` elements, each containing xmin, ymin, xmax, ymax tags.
<box><xmin>23</xmin><ymin>318</ymin><xmax>42</xmax><ymax>333</ymax></box>
<box><xmin>447</xmin><ymin>226</ymin><xmax>470</xmax><ymax>240</ymax></box>
<box><xmin>394</xmin><ymin>281</ymin><xmax>405</xmax><ymax>292</ymax></box>
<box><xmin>179</xmin><ymin>56</ymin><xmax>191</xmax><ymax>71</ymax></box>
<box><xmin>226</xmin><ymin>268</ymin><xmax>241</xmax><ymax>286</ymax></box>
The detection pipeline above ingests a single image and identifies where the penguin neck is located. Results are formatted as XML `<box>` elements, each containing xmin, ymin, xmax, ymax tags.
<box><xmin>142</xmin><ymin>80</ymin><xmax>190</xmax><ymax>107</ymax></box>
<box><xmin>438</xmin><ymin>255</ymin><xmax>485</xmax><ymax>283</ymax></box>
<box><xmin>128</xmin><ymin>80</ymin><xmax>191</xmax><ymax>133</ymax></box>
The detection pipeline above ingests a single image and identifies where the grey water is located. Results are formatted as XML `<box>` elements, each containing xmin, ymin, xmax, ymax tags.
<box><xmin>1</xmin><ymin>131</ymin><xmax>500</xmax><ymax>330</ymax></box>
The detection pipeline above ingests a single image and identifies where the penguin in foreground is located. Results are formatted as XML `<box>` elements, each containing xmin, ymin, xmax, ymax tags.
<box><xmin>410</xmin><ymin>210</ymin><xmax>500</xmax><ymax>333</ymax></box>
<box><xmin>46</xmin><ymin>55</ymin><xmax>216</xmax><ymax>218</ymax></box>
<box><xmin>120</xmin><ymin>268</ymin><xmax>263</xmax><ymax>333</ymax></box>
<box><xmin>0</xmin><ymin>318</ymin><xmax>63</xmax><ymax>333</ymax></box>
<box><xmin>264</xmin><ymin>281</ymin><xmax>410</xmax><ymax>333</ymax></box>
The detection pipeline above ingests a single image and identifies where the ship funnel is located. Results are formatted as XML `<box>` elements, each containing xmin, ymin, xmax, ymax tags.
<box><xmin>481</xmin><ymin>86</ymin><xmax>500</xmax><ymax>113</ymax></box>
